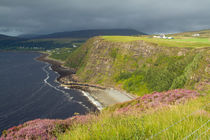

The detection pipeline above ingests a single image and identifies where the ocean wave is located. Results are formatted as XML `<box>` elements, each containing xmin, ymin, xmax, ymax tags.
<box><xmin>80</xmin><ymin>90</ymin><xmax>103</xmax><ymax>111</ymax></box>
<box><xmin>42</xmin><ymin>63</ymin><xmax>92</xmax><ymax>111</ymax></box>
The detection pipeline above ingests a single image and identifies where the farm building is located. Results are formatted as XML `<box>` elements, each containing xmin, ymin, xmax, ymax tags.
<box><xmin>153</xmin><ymin>34</ymin><xmax>174</xmax><ymax>39</ymax></box>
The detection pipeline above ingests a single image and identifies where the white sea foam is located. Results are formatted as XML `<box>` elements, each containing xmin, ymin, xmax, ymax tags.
<box><xmin>80</xmin><ymin>90</ymin><xmax>104</xmax><ymax>111</ymax></box>
<box><xmin>64</xmin><ymin>86</ymin><xmax>70</xmax><ymax>89</ymax></box>
<box><xmin>42</xmin><ymin>64</ymin><xmax>73</xmax><ymax>101</ymax></box>
<box><xmin>49</xmin><ymin>66</ymin><xmax>52</xmax><ymax>70</ymax></box>
<box><xmin>42</xmin><ymin>64</ymin><xmax>92</xmax><ymax>111</ymax></box>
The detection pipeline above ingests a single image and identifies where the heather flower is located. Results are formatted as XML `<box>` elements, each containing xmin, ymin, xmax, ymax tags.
<box><xmin>1</xmin><ymin>89</ymin><xmax>200</xmax><ymax>140</ymax></box>
<box><xmin>115</xmin><ymin>89</ymin><xmax>199</xmax><ymax>115</ymax></box>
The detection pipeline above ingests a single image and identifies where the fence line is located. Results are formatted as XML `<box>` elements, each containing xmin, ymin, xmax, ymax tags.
<box><xmin>147</xmin><ymin>103</ymin><xmax>210</xmax><ymax>139</ymax></box>
<box><xmin>182</xmin><ymin>120</ymin><xmax>209</xmax><ymax>140</ymax></box>
<box><xmin>195</xmin><ymin>128</ymin><xmax>210</xmax><ymax>140</ymax></box>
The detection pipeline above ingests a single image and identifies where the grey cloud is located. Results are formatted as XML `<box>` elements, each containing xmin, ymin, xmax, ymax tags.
<box><xmin>0</xmin><ymin>0</ymin><xmax>210</xmax><ymax>35</ymax></box>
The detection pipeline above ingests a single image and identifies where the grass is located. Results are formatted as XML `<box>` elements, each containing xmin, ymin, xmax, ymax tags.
<box><xmin>49</xmin><ymin>48</ymin><xmax>76</xmax><ymax>61</ymax></box>
<box><xmin>54</xmin><ymin>32</ymin><xmax>210</xmax><ymax>139</ymax></box>
<box><xmin>102</xmin><ymin>36</ymin><xmax>210</xmax><ymax>48</ymax></box>
<box><xmin>172</xmin><ymin>29</ymin><xmax>210</xmax><ymax>38</ymax></box>
<box><xmin>102</xmin><ymin>36</ymin><xmax>145</xmax><ymax>42</ymax></box>
<box><xmin>114</xmin><ymin>54</ymin><xmax>201</xmax><ymax>96</ymax></box>
<box><xmin>31</xmin><ymin>38</ymin><xmax>87</xmax><ymax>44</ymax></box>
<box><xmin>48</xmin><ymin>38</ymin><xmax>85</xmax><ymax>62</ymax></box>
<box><xmin>58</xmin><ymin>94</ymin><xmax>210</xmax><ymax>140</ymax></box>
<box><xmin>62</xmin><ymin>35</ymin><xmax>209</xmax><ymax>96</ymax></box>
<box><xmin>65</xmin><ymin>43</ymin><xmax>89</xmax><ymax>69</ymax></box>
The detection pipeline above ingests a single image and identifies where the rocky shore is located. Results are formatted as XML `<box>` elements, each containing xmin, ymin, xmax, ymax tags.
<box><xmin>36</xmin><ymin>53</ymin><xmax>134</xmax><ymax>108</ymax></box>
<box><xmin>36</xmin><ymin>53</ymin><xmax>76</xmax><ymax>82</ymax></box>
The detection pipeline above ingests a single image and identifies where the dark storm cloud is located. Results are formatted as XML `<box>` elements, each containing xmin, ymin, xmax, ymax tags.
<box><xmin>0</xmin><ymin>0</ymin><xmax>210</xmax><ymax>35</ymax></box>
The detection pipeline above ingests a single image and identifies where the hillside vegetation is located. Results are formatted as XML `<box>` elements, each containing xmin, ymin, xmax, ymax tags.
<box><xmin>1</xmin><ymin>89</ymin><xmax>209</xmax><ymax>139</ymax></box>
<box><xmin>58</xmin><ymin>31</ymin><xmax>209</xmax><ymax>140</ymax></box>
<box><xmin>65</xmin><ymin>35</ymin><xmax>209</xmax><ymax>96</ymax></box>
<box><xmin>102</xmin><ymin>36</ymin><xmax>210</xmax><ymax>48</ymax></box>
<box><xmin>0</xmin><ymin>36</ymin><xmax>85</xmax><ymax>50</ymax></box>
<box><xmin>59</xmin><ymin>91</ymin><xmax>209</xmax><ymax>140</ymax></box>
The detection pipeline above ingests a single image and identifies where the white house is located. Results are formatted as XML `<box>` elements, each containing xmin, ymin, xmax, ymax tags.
<box><xmin>192</xmin><ymin>33</ymin><xmax>200</xmax><ymax>37</ymax></box>
<box><xmin>73</xmin><ymin>44</ymin><xmax>78</xmax><ymax>48</ymax></box>
<box><xmin>153</xmin><ymin>34</ymin><xmax>174</xmax><ymax>39</ymax></box>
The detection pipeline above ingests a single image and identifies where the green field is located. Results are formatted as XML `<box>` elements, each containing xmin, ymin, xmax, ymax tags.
<box><xmin>172</xmin><ymin>29</ymin><xmax>210</xmax><ymax>38</ymax></box>
<box><xmin>48</xmin><ymin>40</ymin><xmax>85</xmax><ymax>62</ymax></box>
<box><xmin>49</xmin><ymin>47</ymin><xmax>77</xmax><ymax>61</ymax></box>
<box><xmin>102</xmin><ymin>36</ymin><xmax>210</xmax><ymax>48</ymax></box>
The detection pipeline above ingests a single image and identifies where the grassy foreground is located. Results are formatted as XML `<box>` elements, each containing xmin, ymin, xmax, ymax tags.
<box><xmin>1</xmin><ymin>89</ymin><xmax>209</xmax><ymax>140</ymax></box>
<box><xmin>58</xmin><ymin>92</ymin><xmax>209</xmax><ymax>140</ymax></box>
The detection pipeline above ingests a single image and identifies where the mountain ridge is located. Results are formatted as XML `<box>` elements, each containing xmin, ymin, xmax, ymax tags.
<box><xmin>22</xmin><ymin>29</ymin><xmax>146</xmax><ymax>39</ymax></box>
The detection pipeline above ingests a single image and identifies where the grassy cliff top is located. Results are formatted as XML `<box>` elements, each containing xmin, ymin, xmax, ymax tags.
<box><xmin>102</xmin><ymin>35</ymin><xmax>210</xmax><ymax>48</ymax></box>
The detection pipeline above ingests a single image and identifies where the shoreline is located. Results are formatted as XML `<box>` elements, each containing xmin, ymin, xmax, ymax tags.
<box><xmin>36</xmin><ymin>53</ymin><xmax>105</xmax><ymax>110</ymax></box>
<box><xmin>36</xmin><ymin>53</ymin><xmax>76</xmax><ymax>82</ymax></box>
<box><xmin>36</xmin><ymin>53</ymin><xmax>134</xmax><ymax>110</ymax></box>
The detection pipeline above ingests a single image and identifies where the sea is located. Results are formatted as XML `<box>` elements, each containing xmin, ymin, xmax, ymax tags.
<box><xmin>0</xmin><ymin>51</ymin><xmax>97</xmax><ymax>134</ymax></box>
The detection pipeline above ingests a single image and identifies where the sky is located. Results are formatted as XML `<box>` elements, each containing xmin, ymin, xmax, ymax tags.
<box><xmin>0</xmin><ymin>0</ymin><xmax>210</xmax><ymax>36</ymax></box>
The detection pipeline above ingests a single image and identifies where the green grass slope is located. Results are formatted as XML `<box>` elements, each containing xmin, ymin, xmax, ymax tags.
<box><xmin>58</xmin><ymin>90</ymin><xmax>209</xmax><ymax>140</ymax></box>
<box><xmin>2</xmin><ymin>89</ymin><xmax>209</xmax><ymax>140</ymax></box>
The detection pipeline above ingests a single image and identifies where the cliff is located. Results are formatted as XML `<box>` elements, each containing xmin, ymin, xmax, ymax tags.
<box><xmin>65</xmin><ymin>36</ymin><xmax>209</xmax><ymax>96</ymax></box>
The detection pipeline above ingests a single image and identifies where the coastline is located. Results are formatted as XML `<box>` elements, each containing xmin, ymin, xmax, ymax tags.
<box><xmin>36</xmin><ymin>53</ymin><xmax>76</xmax><ymax>82</ymax></box>
<box><xmin>36</xmin><ymin>53</ymin><xmax>134</xmax><ymax>110</ymax></box>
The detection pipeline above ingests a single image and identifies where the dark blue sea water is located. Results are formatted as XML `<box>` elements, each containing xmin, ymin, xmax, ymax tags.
<box><xmin>0</xmin><ymin>52</ymin><xmax>97</xmax><ymax>133</ymax></box>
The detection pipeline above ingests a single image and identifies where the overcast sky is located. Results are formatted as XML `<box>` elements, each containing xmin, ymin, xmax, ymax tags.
<box><xmin>0</xmin><ymin>0</ymin><xmax>210</xmax><ymax>36</ymax></box>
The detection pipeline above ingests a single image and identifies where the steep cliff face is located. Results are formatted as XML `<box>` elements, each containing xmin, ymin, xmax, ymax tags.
<box><xmin>66</xmin><ymin>37</ymin><xmax>209</xmax><ymax>96</ymax></box>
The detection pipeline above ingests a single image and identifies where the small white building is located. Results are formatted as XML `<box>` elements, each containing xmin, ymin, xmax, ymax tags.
<box><xmin>73</xmin><ymin>44</ymin><xmax>78</xmax><ymax>48</ymax></box>
<box><xmin>160</xmin><ymin>34</ymin><xmax>166</xmax><ymax>38</ymax></box>
<box><xmin>192</xmin><ymin>33</ymin><xmax>200</xmax><ymax>37</ymax></box>
<box><xmin>153</xmin><ymin>34</ymin><xmax>174</xmax><ymax>39</ymax></box>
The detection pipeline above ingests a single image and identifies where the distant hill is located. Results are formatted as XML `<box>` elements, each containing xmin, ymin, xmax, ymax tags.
<box><xmin>18</xmin><ymin>34</ymin><xmax>44</xmax><ymax>39</ymax></box>
<box><xmin>0</xmin><ymin>34</ymin><xmax>27</xmax><ymax>50</ymax></box>
<box><xmin>171</xmin><ymin>29</ymin><xmax>210</xmax><ymax>37</ymax></box>
<box><xmin>0</xmin><ymin>34</ymin><xmax>19</xmax><ymax>40</ymax></box>
<box><xmin>32</xmin><ymin>29</ymin><xmax>146</xmax><ymax>39</ymax></box>
<box><xmin>0</xmin><ymin>33</ymin><xmax>85</xmax><ymax>50</ymax></box>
